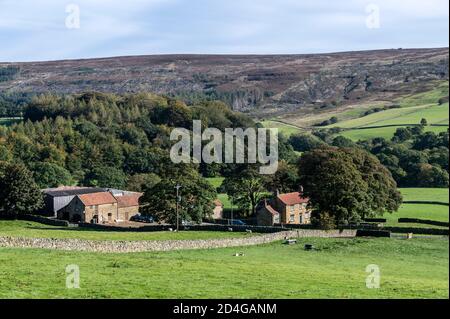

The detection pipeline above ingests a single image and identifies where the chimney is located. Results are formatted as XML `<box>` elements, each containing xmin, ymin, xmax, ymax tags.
<box><xmin>299</xmin><ymin>185</ymin><xmax>304</xmax><ymax>194</ymax></box>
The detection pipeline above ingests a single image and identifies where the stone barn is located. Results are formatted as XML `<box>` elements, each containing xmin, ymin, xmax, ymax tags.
<box><xmin>58</xmin><ymin>192</ymin><xmax>118</xmax><ymax>224</ymax></box>
<box><xmin>114</xmin><ymin>193</ymin><xmax>143</xmax><ymax>222</ymax></box>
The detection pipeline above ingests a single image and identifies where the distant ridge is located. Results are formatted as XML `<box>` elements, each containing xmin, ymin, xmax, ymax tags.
<box><xmin>1</xmin><ymin>48</ymin><xmax>448</xmax><ymax>116</ymax></box>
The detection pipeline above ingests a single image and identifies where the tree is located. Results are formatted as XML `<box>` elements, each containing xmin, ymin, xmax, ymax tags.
<box><xmin>222</xmin><ymin>166</ymin><xmax>267</xmax><ymax>216</ymax></box>
<box><xmin>392</xmin><ymin>127</ymin><xmax>413</xmax><ymax>142</ymax></box>
<box><xmin>86</xmin><ymin>166</ymin><xmax>127</xmax><ymax>189</ymax></box>
<box><xmin>332</xmin><ymin>136</ymin><xmax>356</xmax><ymax>148</ymax></box>
<box><xmin>0</xmin><ymin>145</ymin><xmax>12</xmax><ymax>162</ymax></box>
<box><xmin>140</xmin><ymin>164</ymin><xmax>216</xmax><ymax>224</ymax></box>
<box><xmin>0</xmin><ymin>163</ymin><xmax>43</xmax><ymax>216</ymax></box>
<box><xmin>415</xmin><ymin>164</ymin><xmax>449</xmax><ymax>187</ymax></box>
<box><xmin>298</xmin><ymin>147</ymin><xmax>402</xmax><ymax>227</ymax></box>
<box><xmin>30</xmin><ymin>162</ymin><xmax>73</xmax><ymax>189</ymax></box>
<box><xmin>420</xmin><ymin>118</ymin><xmax>428</xmax><ymax>127</ymax></box>
<box><xmin>288</xmin><ymin>133</ymin><xmax>326</xmax><ymax>152</ymax></box>
<box><xmin>263</xmin><ymin>160</ymin><xmax>299</xmax><ymax>193</ymax></box>
<box><xmin>126</xmin><ymin>173</ymin><xmax>161</xmax><ymax>192</ymax></box>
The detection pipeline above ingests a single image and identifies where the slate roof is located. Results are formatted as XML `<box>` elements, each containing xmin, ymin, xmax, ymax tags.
<box><xmin>44</xmin><ymin>187</ymin><xmax>106</xmax><ymax>197</ymax></box>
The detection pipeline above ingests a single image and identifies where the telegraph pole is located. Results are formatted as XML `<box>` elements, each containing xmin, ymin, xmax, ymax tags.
<box><xmin>175</xmin><ymin>184</ymin><xmax>182</xmax><ymax>232</ymax></box>
<box><xmin>230</xmin><ymin>197</ymin><xmax>234</xmax><ymax>226</ymax></box>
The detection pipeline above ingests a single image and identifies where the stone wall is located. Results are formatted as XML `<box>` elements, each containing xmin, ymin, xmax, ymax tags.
<box><xmin>0</xmin><ymin>229</ymin><xmax>356</xmax><ymax>253</ymax></box>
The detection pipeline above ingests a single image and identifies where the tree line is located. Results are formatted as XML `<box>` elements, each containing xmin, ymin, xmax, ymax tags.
<box><xmin>0</xmin><ymin>92</ymin><xmax>404</xmax><ymax>227</ymax></box>
<box><xmin>288</xmin><ymin>125</ymin><xmax>449</xmax><ymax>188</ymax></box>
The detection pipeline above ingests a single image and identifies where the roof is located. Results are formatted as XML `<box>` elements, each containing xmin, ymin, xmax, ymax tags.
<box><xmin>77</xmin><ymin>192</ymin><xmax>117</xmax><ymax>206</ymax></box>
<box><xmin>265</xmin><ymin>204</ymin><xmax>279</xmax><ymax>216</ymax></box>
<box><xmin>277</xmin><ymin>192</ymin><xmax>309</xmax><ymax>206</ymax></box>
<box><xmin>42</xmin><ymin>186</ymin><xmax>86</xmax><ymax>192</ymax></box>
<box><xmin>115</xmin><ymin>194</ymin><xmax>142</xmax><ymax>208</ymax></box>
<box><xmin>44</xmin><ymin>187</ymin><xmax>107</xmax><ymax>197</ymax></box>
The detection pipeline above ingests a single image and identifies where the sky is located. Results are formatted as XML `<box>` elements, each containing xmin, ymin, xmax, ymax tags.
<box><xmin>0</xmin><ymin>0</ymin><xmax>448</xmax><ymax>62</ymax></box>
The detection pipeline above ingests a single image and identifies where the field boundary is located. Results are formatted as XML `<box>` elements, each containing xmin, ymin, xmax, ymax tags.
<box><xmin>0</xmin><ymin>230</ymin><xmax>356</xmax><ymax>253</ymax></box>
<box><xmin>398</xmin><ymin>218</ymin><xmax>449</xmax><ymax>228</ymax></box>
<box><xmin>402</xmin><ymin>201</ymin><xmax>449</xmax><ymax>206</ymax></box>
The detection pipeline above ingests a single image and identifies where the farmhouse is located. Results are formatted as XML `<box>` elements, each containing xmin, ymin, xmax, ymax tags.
<box><xmin>58</xmin><ymin>192</ymin><xmax>118</xmax><ymax>223</ymax></box>
<box><xmin>41</xmin><ymin>186</ymin><xmax>107</xmax><ymax>217</ymax></box>
<box><xmin>42</xmin><ymin>186</ymin><xmax>142</xmax><ymax>223</ymax></box>
<box><xmin>256</xmin><ymin>192</ymin><xmax>311</xmax><ymax>226</ymax></box>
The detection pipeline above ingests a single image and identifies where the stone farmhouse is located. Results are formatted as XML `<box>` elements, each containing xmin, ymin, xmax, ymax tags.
<box><xmin>256</xmin><ymin>191</ymin><xmax>312</xmax><ymax>226</ymax></box>
<box><xmin>42</xmin><ymin>186</ymin><xmax>142</xmax><ymax>224</ymax></box>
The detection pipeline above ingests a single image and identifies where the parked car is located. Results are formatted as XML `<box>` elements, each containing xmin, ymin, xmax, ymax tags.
<box><xmin>181</xmin><ymin>220</ymin><xmax>194</xmax><ymax>226</ymax></box>
<box><xmin>231</xmin><ymin>219</ymin><xmax>246</xmax><ymax>226</ymax></box>
<box><xmin>130</xmin><ymin>215</ymin><xmax>154</xmax><ymax>223</ymax></box>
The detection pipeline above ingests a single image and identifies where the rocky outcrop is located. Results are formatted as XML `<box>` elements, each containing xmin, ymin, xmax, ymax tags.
<box><xmin>0</xmin><ymin>230</ymin><xmax>356</xmax><ymax>253</ymax></box>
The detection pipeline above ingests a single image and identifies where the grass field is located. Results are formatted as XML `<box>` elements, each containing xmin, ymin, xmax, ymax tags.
<box><xmin>395</xmin><ymin>81</ymin><xmax>449</xmax><ymax>108</ymax></box>
<box><xmin>400</xmin><ymin>188</ymin><xmax>449</xmax><ymax>203</ymax></box>
<box><xmin>0</xmin><ymin>220</ymin><xmax>252</xmax><ymax>241</ymax></box>
<box><xmin>328</xmin><ymin>104</ymin><xmax>449</xmax><ymax>129</ymax></box>
<box><xmin>327</xmin><ymin>103</ymin><xmax>449</xmax><ymax>141</ymax></box>
<box><xmin>0</xmin><ymin>237</ymin><xmax>447</xmax><ymax>298</ymax></box>
<box><xmin>260</xmin><ymin>81</ymin><xmax>449</xmax><ymax>141</ymax></box>
<box><xmin>259</xmin><ymin>120</ymin><xmax>304</xmax><ymax>137</ymax></box>
<box><xmin>384</xmin><ymin>204</ymin><xmax>448</xmax><ymax>228</ymax></box>
<box><xmin>206</xmin><ymin>177</ymin><xmax>239</xmax><ymax>210</ymax></box>
<box><xmin>339</xmin><ymin>125</ymin><xmax>448</xmax><ymax>141</ymax></box>
<box><xmin>382</xmin><ymin>188</ymin><xmax>449</xmax><ymax>228</ymax></box>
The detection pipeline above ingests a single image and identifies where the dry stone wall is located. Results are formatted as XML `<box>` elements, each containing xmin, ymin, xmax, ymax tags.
<box><xmin>0</xmin><ymin>229</ymin><xmax>356</xmax><ymax>253</ymax></box>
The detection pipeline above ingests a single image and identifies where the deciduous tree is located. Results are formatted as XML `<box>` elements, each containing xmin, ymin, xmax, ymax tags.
<box><xmin>0</xmin><ymin>163</ymin><xmax>43</xmax><ymax>216</ymax></box>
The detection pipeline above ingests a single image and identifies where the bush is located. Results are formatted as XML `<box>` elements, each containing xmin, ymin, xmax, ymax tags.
<box><xmin>288</xmin><ymin>134</ymin><xmax>326</xmax><ymax>152</ymax></box>
<box><xmin>312</xmin><ymin>212</ymin><xmax>336</xmax><ymax>230</ymax></box>
<box><xmin>316</xmin><ymin>116</ymin><xmax>339</xmax><ymax>127</ymax></box>
<box><xmin>438</xmin><ymin>96</ymin><xmax>449</xmax><ymax>105</ymax></box>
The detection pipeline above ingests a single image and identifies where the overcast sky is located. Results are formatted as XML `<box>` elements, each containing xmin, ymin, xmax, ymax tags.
<box><xmin>0</xmin><ymin>0</ymin><xmax>448</xmax><ymax>62</ymax></box>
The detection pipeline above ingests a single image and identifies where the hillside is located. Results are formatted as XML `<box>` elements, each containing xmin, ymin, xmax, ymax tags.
<box><xmin>0</xmin><ymin>48</ymin><xmax>448</xmax><ymax>117</ymax></box>
<box><xmin>260</xmin><ymin>81</ymin><xmax>449</xmax><ymax>140</ymax></box>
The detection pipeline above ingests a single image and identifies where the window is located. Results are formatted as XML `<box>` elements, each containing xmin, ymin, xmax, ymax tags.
<box><xmin>299</xmin><ymin>215</ymin><xmax>303</xmax><ymax>224</ymax></box>
<box><xmin>289</xmin><ymin>214</ymin><xmax>295</xmax><ymax>223</ymax></box>
<box><xmin>290</xmin><ymin>205</ymin><xmax>295</xmax><ymax>213</ymax></box>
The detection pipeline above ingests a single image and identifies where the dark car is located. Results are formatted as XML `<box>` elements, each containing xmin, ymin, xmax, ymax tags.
<box><xmin>130</xmin><ymin>215</ymin><xmax>154</xmax><ymax>223</ymax></box>
<box><xmin>231</xmin><ymin>219</ymin><xmax>246</xmax><ymax>226</ymax></box>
